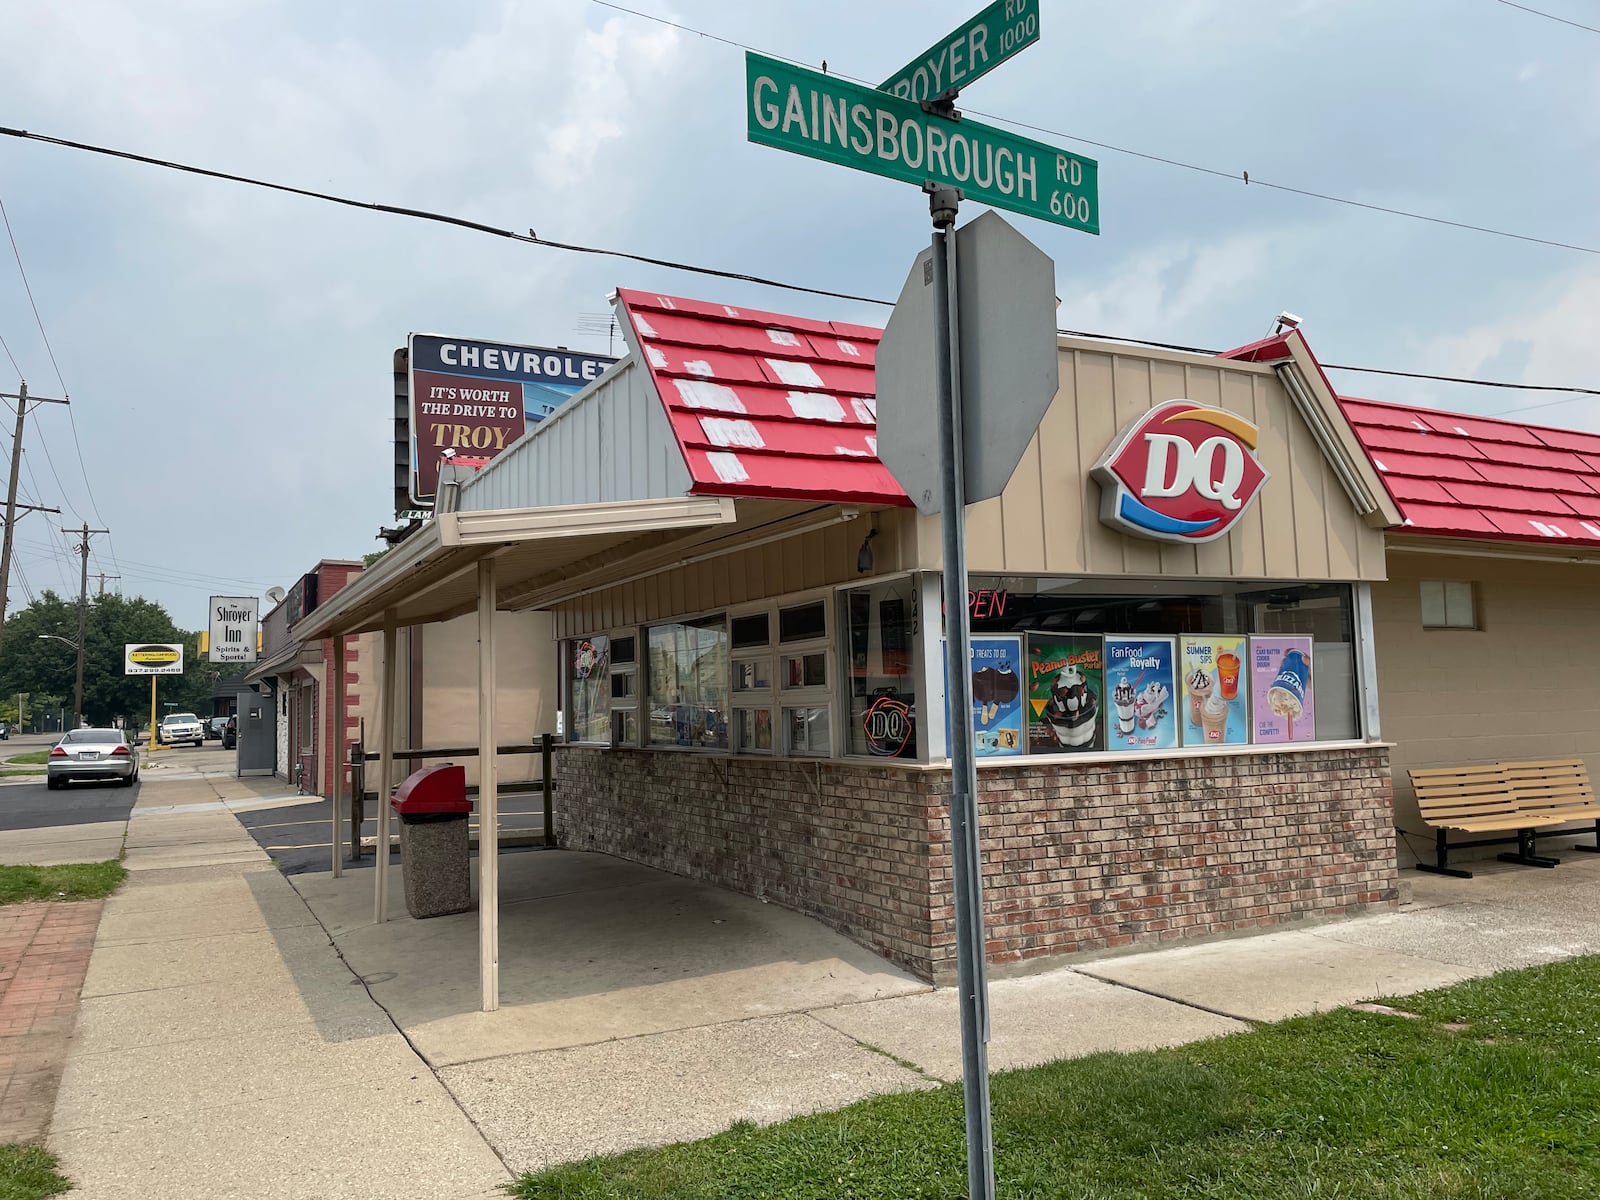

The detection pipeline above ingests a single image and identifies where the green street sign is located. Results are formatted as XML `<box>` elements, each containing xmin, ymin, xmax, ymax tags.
<box><xmin>746</xmin><ymin>52</ymin><xmax>1098</xmax><ymax>234</ymax></box>
<box><xmin>880</xmin><ymin>0</ymin><xmax>1040</xmax><ymax>101</ymax></box>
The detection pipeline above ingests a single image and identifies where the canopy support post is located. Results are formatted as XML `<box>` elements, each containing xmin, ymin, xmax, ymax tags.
<box><xmin>375</xmin><ymin>613</ymin><xmax>398</xmax><ymax>923</ymax></box>
<box><xmin>477</xmin><ymin>558</ymin><xmax>500</xmax><ymax>1012</ymax></box>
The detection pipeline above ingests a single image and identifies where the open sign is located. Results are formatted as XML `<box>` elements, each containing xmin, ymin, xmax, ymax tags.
<box><xmin>1091</xmin><ymin>401</ymin><xmax>1269</xmax><ymax>544</ymax></box>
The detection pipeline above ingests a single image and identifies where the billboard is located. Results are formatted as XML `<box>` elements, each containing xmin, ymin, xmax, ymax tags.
<box><xmin>208</xmin><ymin>596</ymin><xmax>260</xmax><ymax>664</ymax></box>
<box><xmin>406</xmin><ymin>333</ymin><xmax>616</xmax><ymax>505</ymax></box>
<box><xmin>125</xmin><ymin>643</ymin><xmax>183</xmax><ymax>676</ymax></box>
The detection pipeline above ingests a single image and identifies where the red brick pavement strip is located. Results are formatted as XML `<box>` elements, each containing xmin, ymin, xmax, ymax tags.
<box><xmin>0</xmin><ymin>899</ymin><xmax>102</xmax><ymax>1143</ymax></box>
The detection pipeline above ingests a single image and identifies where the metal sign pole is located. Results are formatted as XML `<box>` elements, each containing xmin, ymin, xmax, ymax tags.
<box><xmin>929</xmin><ymin>183</ymin><xmax>996</xmax><ymax>1200</ymax></box>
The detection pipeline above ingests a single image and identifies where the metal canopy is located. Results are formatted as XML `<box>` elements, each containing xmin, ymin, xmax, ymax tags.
<box><xmin>292</xmin><ymin>495</ymin><xmax>739</xmax><ymax>639</ymax></box>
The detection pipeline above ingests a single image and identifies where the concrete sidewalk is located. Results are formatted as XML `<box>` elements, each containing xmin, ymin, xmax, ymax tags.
<box><xmin>46</xmin><ymin>769</ymin><xmax>510</xmax><ymax>1200</ymax></box>
<box><xmin>37</xmin><ymin>759</ymin><xmax>1600</xmax><ymax>1191</ymax></box>
<box><xmin>290</xmin><ymin>832</ymin><xmax>1600</xmax><ymax>1174</ymax></box>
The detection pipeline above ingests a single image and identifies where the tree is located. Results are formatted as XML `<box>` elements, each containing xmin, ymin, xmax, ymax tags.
<box><xmin>0</xmin><ymin>591</ymin><xmax>221</xmax><ymax>729</ymax></box>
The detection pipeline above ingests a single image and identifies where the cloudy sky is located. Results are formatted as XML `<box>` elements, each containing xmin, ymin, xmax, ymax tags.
<box><xmin>2</xmin><ymin>0</ymin><xmax>1597</xmax><ymax>622</ymax></box>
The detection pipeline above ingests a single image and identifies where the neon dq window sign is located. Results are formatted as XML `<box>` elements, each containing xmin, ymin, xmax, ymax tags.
<box><xmin>1090</xmin><ymin>401</ymin><xmax>1270</xmax><ymax>544</ymax></box>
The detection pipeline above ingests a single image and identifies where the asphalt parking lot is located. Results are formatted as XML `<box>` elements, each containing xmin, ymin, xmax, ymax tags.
<box><xmin>234</xmin><ymin>790</ymin><xmax>550</xmax><ymax>875</ymax></box>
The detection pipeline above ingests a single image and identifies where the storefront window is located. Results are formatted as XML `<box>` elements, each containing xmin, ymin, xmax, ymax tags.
<box><xmin>609</xmin><ymin>635</ymin><xmax>638</xmax><ymax>746</ymax></box>
<box><xmin>646</xmin><ymin>616</ymin><xmax>729</xmax><ymax>749</ymax></box>
<box><xmin>841</xmin><ymin>578</ymin><xmax>918</xmax><ymax>758</ymax></box>
<box><xmin>565</xmin><ymin>636</ymin><xmax>610</xmax><ymax>744</ymax></box>
<box><xmin>964</xmin><ymin>578</ymin><xmax>1360</xmax><ymax>751</ymax></box>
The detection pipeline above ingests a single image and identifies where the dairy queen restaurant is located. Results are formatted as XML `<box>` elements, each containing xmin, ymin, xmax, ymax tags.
<box><xmin>298</xmin><ymin>287</ymin><xmax>1600</xmax><ymax>986</ymax></box>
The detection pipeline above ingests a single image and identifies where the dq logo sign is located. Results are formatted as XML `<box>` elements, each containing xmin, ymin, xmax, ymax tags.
<box><xmin>1091</xmin><ymin>401</ymin><xmax>1270</xmax><ymax>544</ymax></box>
<box><xmin>862</xmin><ymin>694</ymin><xmax>914</xmax><ymax>758</ymax></box>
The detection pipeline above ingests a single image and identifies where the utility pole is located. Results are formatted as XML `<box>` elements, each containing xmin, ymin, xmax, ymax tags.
<box><xmin>64</xmin><ymin>523</ymin><xmax>109</xmax><ymax>730</ymax></box>
<box><xmin>0</xmin><ymin>382</ymin><xmax>69</xmax><ymax>655</ymax></box>
<box><xmin>92</xmin><ymin>573</ymin><xmax>119</xmax><ymax>596</ymax></box>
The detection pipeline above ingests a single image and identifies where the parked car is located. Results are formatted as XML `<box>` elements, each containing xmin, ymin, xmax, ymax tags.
<box><xmin>221</xmin><ymin>715</ymin><xmax>236</xmax><ymax>750</ymax></box>
<box><xmin>206</xmin><ymin>716</ymin><xmax>229</xmax><ymax>741</ymax></box>
<box><xmin>157</xmin><ymin>712</ymin><xmax>205</xmax><ymax>747</ymax></box>
<box><xmin>0</xmin><ymin>720</ymin><xmax>9</xmax><ymax>740</ymax></box>
<box><xmin>47</xmin><ymin>728</ymin><xmax>139</xmax><ymax>789</ymax></box>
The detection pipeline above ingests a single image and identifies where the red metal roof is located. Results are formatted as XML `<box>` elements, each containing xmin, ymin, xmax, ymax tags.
<box><xmin>619</xmin><ymin>289</ymin><xmax>1600</xmax><ymax>548</ymax></box>
<box><xmin>614</xmin><ymin>289</ymin><xmax>909</xmax><ymax>507</ymax></box>
<box><xmin>1338</xmin><ymin>395</ymin><xmax>1600</xmax><ymax>547</ymax></box>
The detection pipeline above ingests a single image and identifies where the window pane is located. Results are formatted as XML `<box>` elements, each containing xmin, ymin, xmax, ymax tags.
<box><xmin>565</xmin><ymin>637</ymin><xmax>610</xmax><ymax>743</ymax></box>
<box><xmin>611</xmin><ymin>636</ymin><xmax>636</xmax><ymax>665</ymax></box>
<box><xmin>1444</xmin><ymin>581</ymin><xmax>1475</xmax><ymax>628</ymax></box>
<box><xmin>610</xmin><ymin>709</ymin><xmax>638</xmax><ymax>746</ymax></box>
<box><xmin>842</xmin><ymin>580</ymin><xmax>918</xmax><ymax>757</ymax></box>
<box><xmin>734</xmin><ymin>707</ymin><xmax>773</xmax><ymax>752</ymax></box>
<box><xmin>1420</xmin><ymin>581</ymin><xmax>1446</xmax><ymax>626</ymax></box>
<box><xmin>646</xmin><ymin>617</ymin><xmax>729</xmax><ymax>748</ymax></box>
<box><xmin>778</xmin><ymin>601</ymin><xmax>826</xmax><ymax>643</ymax></box>
<box><xmin>733</xmin><ymin>657</ymin><xmax>771</xmax><ymax>692</ymax></box>
<box><xmin>610</xmin><ymin>671</ymin><xmax>636</xmax><ymax>701</ymax></box>
<box><xmin>785</xmin><ymin>706</ymin><xmax>830</xmax><ymax>756</ymax></box>
<box><xmin>731</xmin><ymin>613</ymin><xmax>771</xmax><ymax>649</ymax></box>
<box><xmin>783</xmin><ymin>652</ymin><xmax>827</xmax><ymax>689</ymax></box>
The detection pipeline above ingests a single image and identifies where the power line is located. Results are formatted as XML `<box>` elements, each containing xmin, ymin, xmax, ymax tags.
<box><xmin>0</xmin><ymin>126</ymin><xmax>887</xmax><ymax>308</ymax></box>
<box><xmin>587</xmin><ymin>0</ymin><xmax>1600</xmax><ymax>258</ymax></box>
<box><xmin>2</xmin><ymin>127</ymin><xmax>1596</xmax><ymax>405</ymax></box>
<box><xmin>0</xmin><ymin>331</ymin><xmax>18</xmax><ymax>379</ymax></box>
<box><xmin>1492</xmin><ymin>0</ymin><xmax>1600</xmax><ymax>35</ymax></box>
<box><xmin>0</xmin><ymin>194</ymin><xmax>69</xmax><ymax>390</ymax></box>
<box><xmin>0</xmin><ymin>192</ymin><xmax>120</xmax><ymax>576</ymax></box>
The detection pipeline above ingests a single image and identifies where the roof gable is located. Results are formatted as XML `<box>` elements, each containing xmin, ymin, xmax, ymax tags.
<box><xmin>615</xmin><ymin>289</ymin><xmax>907</xmax><ymax>507</ymax></box>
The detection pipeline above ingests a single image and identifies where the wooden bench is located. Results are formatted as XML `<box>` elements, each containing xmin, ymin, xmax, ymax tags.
<box><xmin>1408</xmin><ymin>758</ymin><xmax>1600</xmax><ymax>878</ymax></box>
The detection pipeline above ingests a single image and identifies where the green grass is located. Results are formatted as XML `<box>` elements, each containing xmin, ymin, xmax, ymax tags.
<box><xmin>0</xmin><ymin>769</ymin><xmax>45</xmax><ymax>777</ymax></box>
<box><xmin>510</xmin><ymin>955</ymin><xmax>1600</xmax><ymax>1199</ymax></box>
<box><xmin>0</xmin><ymin>861</ymin><xmax>125</xmax><ymax>905</ymax></box>
<box><xmin>4</xmin><ymin>753</ymin><xmax>48</xmax><ymax>766</ymax></box>
<box><xmin>0</xmin><ymin>1145</ymin><xmax>71</xmax><ymax>1200</ymax></box>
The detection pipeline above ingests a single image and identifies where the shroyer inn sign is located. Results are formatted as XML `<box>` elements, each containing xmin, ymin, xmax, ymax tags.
<box><xmin>744</xmin><ymin>52</ymin><xmax>1098</xmax><ymax>234</ymax></box>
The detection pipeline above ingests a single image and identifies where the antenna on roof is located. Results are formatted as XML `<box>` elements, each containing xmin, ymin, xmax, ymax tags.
<box><xmin>576</xmin><ymin>312</ymin><xmax>619</xmax><ymax>355</ymax></box>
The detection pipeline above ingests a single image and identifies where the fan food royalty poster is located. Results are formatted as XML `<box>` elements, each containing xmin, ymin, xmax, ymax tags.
<box><xmin>1104</xmin><ymin>637</ymin><xmax>1178</xmax><ymax>751</ymax></box>
<box><xmin>1250</xmin><ymin>637</ymin><xmax>1315</xmax><ymax>743</ymax></box>
<box><xmin>1179</xmin><ymin>635</ymin><xmax>1248</xmax><ymax>746</ymax></box>
<box><xmin>1026</xmin><ymin>636</ymin><xmax>1104</xmax><ymax>753</ymax></box>
<box><xmin>969</xmin><ymin>637</ymin><xmax>1024</xmax><ymax>758</ymax></box>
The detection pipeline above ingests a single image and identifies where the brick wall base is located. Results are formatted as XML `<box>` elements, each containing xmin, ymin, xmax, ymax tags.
<box><xmin>556</xmin><ymin>745</ymin><xmax>1398</xmax><ymax>983</ymax></box>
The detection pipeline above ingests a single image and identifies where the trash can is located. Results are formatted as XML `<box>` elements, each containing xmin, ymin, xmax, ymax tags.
<box><xmin>390</xmin><ymin>764</ymin><xmax>472</xmax><ymax>918</ymax></box>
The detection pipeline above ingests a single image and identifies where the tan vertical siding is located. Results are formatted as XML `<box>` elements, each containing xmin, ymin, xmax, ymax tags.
<box><xmin>933</xmin><ymin>341</ymin><xmax>1386</xmax><ymax>581</ymax></box>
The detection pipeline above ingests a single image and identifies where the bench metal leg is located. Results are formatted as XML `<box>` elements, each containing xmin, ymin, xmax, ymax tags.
<box><xmin>1497</xmin><ymin>828</ymin><xmax>1560</xmax><ymax>869</ymax></box>
<box><xmin>1570</xmin><ymin>820</ymin><xmax>1600</xmax><ymax>854</ymax></box>
<box><xmin>1416</xmin><ymin>829</ymin><xmax>1473</xmax><ymax>879</ymax></box>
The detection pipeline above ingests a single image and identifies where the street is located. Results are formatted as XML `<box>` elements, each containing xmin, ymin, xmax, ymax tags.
<box><xmin>0</xmin><ymin>730</ymin><xmax>137</xmax><ymax>833</ymax></box>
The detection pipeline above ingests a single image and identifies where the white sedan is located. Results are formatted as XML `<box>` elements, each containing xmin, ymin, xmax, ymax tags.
<box><xmin>47</xmin><ymin>728</ymin><xmax>141</xmax><ymax>789</ymax></box>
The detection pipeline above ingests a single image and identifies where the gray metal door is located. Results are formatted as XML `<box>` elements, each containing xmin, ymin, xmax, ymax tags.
<box><xmin>236</xmin><ymin>688</ymin><xmax>276</xmax><ymax>775</ymax></box>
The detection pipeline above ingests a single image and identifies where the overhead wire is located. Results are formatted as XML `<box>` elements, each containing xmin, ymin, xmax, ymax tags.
<box><xmin>2</xmin><ymin>125</ymin><xmax>1596</xmax><ymax>409</ymax></box>
<box><xmin>586</xmin><ymin>0</ymin><xmax>1600</xmax><ymax>257</ymax></box>
<box><xmin>0</xmin><ymin>330</ymin><xmax>19</xmax><ymax>379</ymax></box>
<box><xmin>0</xmin><ymin>189</ymin><xmax>120</xmax><ymax>576</ymax></box>
<box><xmin>1492</xmin><ymin>0</ymin><xmax>1600</xmax><ymax>35</ymax></box>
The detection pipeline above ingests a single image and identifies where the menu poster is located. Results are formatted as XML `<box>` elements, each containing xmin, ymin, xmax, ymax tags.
<box><xmin>969</xmin><ymin>637</ymin><xmax>1024</xmax><ymax>758</ymax></box>
<box><xmin>1250</xmin><ymin>636</ymin><xmax>1315</xmax><ymax>743</ymax></box>
<box><xmin>1103</xmin><ymin>637</ymin><xmax>1178</xmax><ymax>751</ymax></box>
<box><xmin>1026</xmin><ymin>636</ymin><xmax>1104</xmax><ymax>754</ymax></box>
<box><xmin>1179</xmin><ymin>635</ymin><xmax>1249</xmax><ymax>747</ymax></box>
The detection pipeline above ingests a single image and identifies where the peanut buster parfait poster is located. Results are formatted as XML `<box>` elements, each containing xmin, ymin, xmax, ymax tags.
<box><xmin>1026</xmin><ymin>636</ymin><xmax>1104</xmax><ymax>753</ymax></box>
<box><xmin>1103</xmin><ymin>637</ymin><xmax>1178</xmax><ymax>751</ymax></box>
<box><xmin>1180</xmin><ymin>635</ymin><xmax>1248</xmax><ymax>746</ymax></box>
<box><xmin>1250</xmin><ymin>636</ymin><xmax>1315</xmax><ymax>743</ymax></box>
